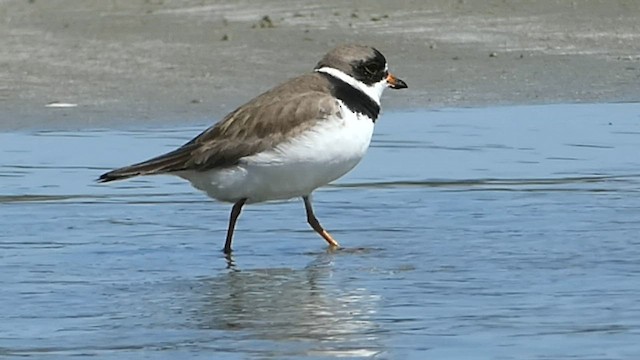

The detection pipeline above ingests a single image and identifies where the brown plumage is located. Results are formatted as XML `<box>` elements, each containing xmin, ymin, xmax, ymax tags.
<box><xmin>98</xmin><ymin>73</ymin><xmax>341</xmax><ymax>182</ymax></box>
<box><xmin>97</xmin><ymin>44</ymin><xmax>407</xmax><ymax>254</ymax></box>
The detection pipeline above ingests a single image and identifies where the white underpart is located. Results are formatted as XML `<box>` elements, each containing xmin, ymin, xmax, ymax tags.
<box><xmin>181</xmin><ymin>108</ymin><xmax>374</xmax><ymax>203</ymax></box>
<box><xmin>179</xmin><ymin>104</ymin><xmax>373</xmax><ymax>203</ymax></box>
<box><xmin>179</xmin><ymin>67</ymin><xmax>388</xmax><ymax>204</ymax></box>
<box><xmin>315</xmin><ymin>67</ymin><xmax>388</xmax><ymax>104</ymax></box>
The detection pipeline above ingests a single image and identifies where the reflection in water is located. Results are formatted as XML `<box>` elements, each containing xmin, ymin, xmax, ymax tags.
<box><xmin>190</xmin><ymin>253</ymin><xmax>382</xmax><ymax>357</ymax></box>
<box><xmin>3</xmin><ymin>104</ymin><xmax>640</xmax><ymax>358</ymax></box>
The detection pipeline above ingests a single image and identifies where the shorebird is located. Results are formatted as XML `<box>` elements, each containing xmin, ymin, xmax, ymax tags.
<box><xmin>99</xmin><ymin>44</ymin><xmax>407</xmax><ymax>253</ymax></box>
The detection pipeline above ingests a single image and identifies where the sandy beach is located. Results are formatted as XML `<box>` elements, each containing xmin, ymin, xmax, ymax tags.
<box><xmin>1</xmin><ymin>0</ymin><xmax>639</xmax><ymax>130</ymax></box>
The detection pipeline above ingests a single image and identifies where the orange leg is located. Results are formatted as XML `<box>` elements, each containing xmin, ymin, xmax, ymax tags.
<box><xmin>303</xmin><ymin>196</ymin><xmax>340</xmax><ymax>248</ymax></box>
<box><xmin>223</xmin><ymin>198</ymin><xmax>247</xmax><ymax>254</ymax></box>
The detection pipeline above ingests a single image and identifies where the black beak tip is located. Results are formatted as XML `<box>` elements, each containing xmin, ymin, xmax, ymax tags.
<box><xmin>392</xmin><ymin>78</ymin><xmax>408</xmax><ymax>89</ymax></box>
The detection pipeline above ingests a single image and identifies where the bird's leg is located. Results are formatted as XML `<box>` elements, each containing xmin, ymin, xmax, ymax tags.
<box><xmin>223</xmin><ymin>198</ymin><xmax>247</xmax><ymax>254</ymax></box>
<box><xmin>303</xmin><ymin>196</ymin><xmax>340</xmax><ymax>248</ymax></box>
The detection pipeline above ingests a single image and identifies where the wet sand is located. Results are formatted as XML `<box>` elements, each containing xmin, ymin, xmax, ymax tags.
<box><xmin>1</xmin><ymin>0</ymin><xmax>639</xmax><ymax>130</ymax></box>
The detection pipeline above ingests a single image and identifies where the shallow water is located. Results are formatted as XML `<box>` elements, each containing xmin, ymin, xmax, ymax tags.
<box><xmin>1</xmin><ymin>103</ymin><xmax>640</xmax><ymax>359</ymax></box>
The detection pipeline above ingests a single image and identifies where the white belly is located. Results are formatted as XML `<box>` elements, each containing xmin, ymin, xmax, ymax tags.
<box><xmin>179</xmin><ymin>109</ymin><xmax>374</xmax><ymax>203</ymax></box>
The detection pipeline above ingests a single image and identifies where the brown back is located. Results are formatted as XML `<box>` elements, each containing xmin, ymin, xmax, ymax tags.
<box><xmin>98</xmin><ymin>73</ymin><xmax>340</xmax><ymax>182</ymax></box>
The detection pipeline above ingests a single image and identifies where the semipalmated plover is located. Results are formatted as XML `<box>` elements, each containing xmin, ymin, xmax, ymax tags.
<box><xmin>99</xmin><ymin>44</ymin><xmax>407</xmax><ymax>253</ymax></box>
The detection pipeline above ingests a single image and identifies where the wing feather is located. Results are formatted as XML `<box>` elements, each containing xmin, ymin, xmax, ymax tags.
<box><xmin>98</xmin><ymin>77</ymin><xmax>339</xmax><ymax>183</ymax></box>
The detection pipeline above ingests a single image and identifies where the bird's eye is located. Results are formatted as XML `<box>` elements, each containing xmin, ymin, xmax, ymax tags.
<box><xmin>363</xmin><ymin>65</ymin><xmax>376</xmax><ymax>76</ymax></box>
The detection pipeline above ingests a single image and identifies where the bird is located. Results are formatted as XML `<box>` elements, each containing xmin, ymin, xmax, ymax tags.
<box><xmin>98</xmin><ymin>44</ymin><xmax>407</xmax><ymax>254</ymax></box>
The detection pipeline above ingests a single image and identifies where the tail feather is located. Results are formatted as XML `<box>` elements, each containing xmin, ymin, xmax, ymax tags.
<box><xmin>97</xmin><ymin>146</ymin><xmax>193</xmax><ymax>183</ymax></box>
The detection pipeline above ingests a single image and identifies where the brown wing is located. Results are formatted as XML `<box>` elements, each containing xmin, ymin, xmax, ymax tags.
<box><xmin>98</xmin><ymin>74</ymin><xmax>339</xmax><ymax>182</ymax></box>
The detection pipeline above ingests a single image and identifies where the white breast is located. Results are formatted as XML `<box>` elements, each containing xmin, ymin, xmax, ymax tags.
<box><xmin>179</xmin><ymin>103</ymin><xmax>375</xmax><ymax>203</ymax></box>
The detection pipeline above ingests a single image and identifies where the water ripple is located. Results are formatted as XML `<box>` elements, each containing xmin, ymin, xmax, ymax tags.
<box><xmin>2</xmin><ymin>103</ymin><xmax>640</xmax><ymax>359</ymax></box>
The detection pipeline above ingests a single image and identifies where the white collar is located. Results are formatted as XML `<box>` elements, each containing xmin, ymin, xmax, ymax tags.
<box><xmin>315</xmin><ymin>67</ymin><xmax>386</xmax><ymax>105</ymax></box>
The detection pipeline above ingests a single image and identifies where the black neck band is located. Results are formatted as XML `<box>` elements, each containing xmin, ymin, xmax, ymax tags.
<box><xmin>319</xmin><ymin>72</ymin><xmax>380</xmax><ymax>122</ymax></box>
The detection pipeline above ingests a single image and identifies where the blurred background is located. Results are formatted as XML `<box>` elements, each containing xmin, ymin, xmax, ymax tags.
<box><xmin>1</xmin><ymin>0</ymin><xmax>639</xmax><ymax>129</ymax></box>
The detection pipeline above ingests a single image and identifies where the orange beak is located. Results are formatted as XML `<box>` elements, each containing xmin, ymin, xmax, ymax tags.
<box><xmin>387</xmin><ymin>73</ymin><xmax>408</xmax><ymax>89</ymax></box>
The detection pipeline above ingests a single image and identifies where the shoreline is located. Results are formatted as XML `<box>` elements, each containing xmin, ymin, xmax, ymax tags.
<box><xmin>1</xmin><ymin>0</ymin><xmax>639</xmax><ymax>130</ymax></box>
